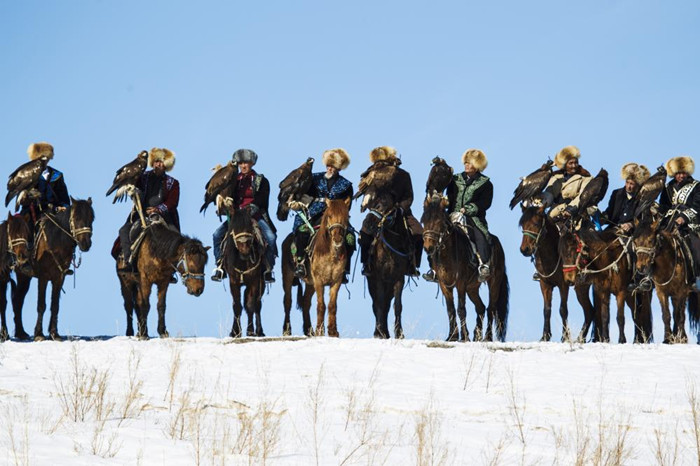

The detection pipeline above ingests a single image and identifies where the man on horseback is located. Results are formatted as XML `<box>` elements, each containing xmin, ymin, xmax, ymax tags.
<box><xmin>602</xmin><ymin>163</ymin><xmax>650</xmax><ymax>233</ymax></box>
<box><xmin>117</xmin><ymin>148</ymin><xmax>180</xmax><ymax>278</ymax></box>
<box><xmin>358</xmin><ymin>146</ymin><xmax>422</xmax><ymax>277</ymax></box>
<box><xmin>210</xmin><ymin>149</ymin><xmax>277</xmax><ymax>283</ymax></box>
<box><xmin>543</xmin><ymin>145</ymin><xmax>593</xmax><ymax>221</ymax></box>
<box><xmin>659</xmin><ymin>155</ymin><xmax>700</xmax><ymax>291</ymax></box>
<box><xmin>18</xmin><ymin>142</ymin><xmax>71</xmax><ymax>222</ymax></box>
<box><xmin>424</xmin><ymin>149</ymin><xmax>493</xmax><ymax>283</ymax></box>
<box><xmin>288</xmin><ymin>148</ymin><xmax>355</xmax><ymax>284</ymax></box>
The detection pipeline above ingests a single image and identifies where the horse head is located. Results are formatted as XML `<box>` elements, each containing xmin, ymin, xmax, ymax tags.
<box><xmin>323</xmin><ymin>198</ymin><xmax>350</xmax><ymax>253</ymax></box>
<box><xmin>518</xmin><ymin>206</ymin><xmax>546</xmax><ymax>257</ymax></box>
<box><xmin>558</xmin><ymin>223</ymin><xmax>588</xmax><ymax>286</ymax></box>
<box><xmin>5</xmin><ymin>213</ymin><xmax>32</xmax><ymax>275</ymax></box>
<box><xmin>177</xmin><ymin>239</ymin><xmax>209</xmax><ymax>296</ymax></box>
<box><xmin>229</xmin><ymin>208</ymin><xmax>257</xmax><ymax>259</ymax></box>
<box><xmin>69</xmin><ymin>197</ymin><xmax>94</xmax><ymax>252</ymax></box>
<box><xmin>420</xmin><ymin>194</ymin><xmax>450</xmax><ymax>257</ymax></box>
<box><xmin>632</xmin><ymin>218</ymin><xmax>661</xmax><ymax>276</ymax></box>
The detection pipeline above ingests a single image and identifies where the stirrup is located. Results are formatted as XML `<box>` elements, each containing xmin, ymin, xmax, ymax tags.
<box><xmin>532</xmin><ymin>272</ymin><xmax>541</xmax><ymax>282</ymax></box>
<box><xmin>361</xmin><ymin>265</ymin><xmax>371</xmax><ymax>277</ymax></box>
<box><xmin>211</xmin><ymin>268</ymin><xmax>226</xmax><ymax>282</ymax></box>
<box><xmin>264</xmin><ymin>271</ymin><xmax>275</xmax><ymax>283</ymax></box>
<box><xmin>422</xmin><ymin>269</ymin><xmax>437</xmax><ymax>283</ymax></box>
<box><xmin>294</xmin><ymin>261</ymin><xmax>306</xmax><ymax>278</ymax></box>
<box><xmin>478</xmin><ymin>264</ymin><xmax>491</xmax><ymax>282</ymax></box>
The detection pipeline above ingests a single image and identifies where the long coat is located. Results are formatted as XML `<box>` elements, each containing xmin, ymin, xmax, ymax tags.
<box><xmin>602</xmin><ymin>188</ymin><xmax>637</xmax><ymax>227</ymax></box>
<box><xmin>660</xmin><ymin>176</ymin><xmax>700</xmax><ymax>228</ymax></box>
<box><xmin>447</xmin><ymin>172</ymin><xmax>493</xmax><ymax>235</ymax></box>
<box><xmin>293</xmin><ymin>173</ymin><xmax>353</xmax><ymax>232</ymax></box>
<box><xmin>233</xmin><ymin>171</ymin><xmax>276</xmax><ymax>233</ymax></box>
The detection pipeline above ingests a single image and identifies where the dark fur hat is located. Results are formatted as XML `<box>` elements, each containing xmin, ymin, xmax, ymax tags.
<box><xmin>232</xmin><ymin>148</ymin><xmax>258</xmax><ymax>165</ymax></box>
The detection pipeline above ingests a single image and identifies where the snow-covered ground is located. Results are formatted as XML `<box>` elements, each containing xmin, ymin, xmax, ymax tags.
<box><xmin>1</xmin><ymin>337</ymin><xmax>699</xmax><ymax>465</ymax></box>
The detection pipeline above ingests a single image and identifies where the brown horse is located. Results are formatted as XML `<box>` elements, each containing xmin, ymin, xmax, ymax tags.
<box><xmin>363</xmin><ymin>201</ymin><xmax>412</xmax><ymax>339</ymax></box>
<box><xmin>519</xmin><ymin>207</ymin><xmax>595</xmax><ymax>342</ymax></box>
<box><xmin>0</xmin><ymin>214</ymin><xmax>33</xmax><ymax>341</ymax></box>
<box><xmin>559</xmin><ymin>221</ymin><xmax>652</xmax><ymax>343</ymax></box>
<box><xmin>118</xmin><ymin>217</ymin><xmax>208</xmax><ymax>339</ymax></box>
<box><xmin>221</xmin><ymin>208</ymin><xmax>265</xmax><ymax>338</ymax></box>
<box><xmin>12</xmin><ymin>198</ymin><xmax>94</xmax><ymax>341</ymax></box>
<box><xmin>632</xmin><ymin>219</ymin><xmax>699</xmax><ymax>343</ymax></box>
<box><xmin>421</xmin><ymin>195</ymin><xmax>509</xmax><ymax>342</ymax></box>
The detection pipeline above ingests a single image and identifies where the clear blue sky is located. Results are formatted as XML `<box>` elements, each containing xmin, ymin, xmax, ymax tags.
<box><xmin>2</xmin><ymin>1</ymin><xmax>699</xmax><ymax>341</ymax></box>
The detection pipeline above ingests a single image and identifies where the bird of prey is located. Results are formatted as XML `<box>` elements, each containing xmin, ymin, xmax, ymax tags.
<box><xmin>425</xmin><ymin>157</ymin><xmax>453</xmax><ymax>196</ymax></box>
<box><xmin>509</xmin><ymin>160</ymin><xmax>554</xmax><ymax>210</ymax></box>
<box><xmin>634</xmin><ymin>165</ymin><xmax>667</xmax><ymax>217</ymax></box>
<box><xmin>276</xmin><ymin>157</ymin><xmax>314</xmax><ymax>221</ymax></box>
<box><xmin>575</xmin><ymin>168</ymin><xmax>609</xmax><ymax>215</ymax></box>
<box><xmin>105</xmin><ymin>150</ymin><xmax>149</xmax><ymax>203</ymax></box>
<box><xmin>354</xmin><ymin>159</ymin><xmax>401</xmax><ymax>212</ymax></box>
<box><xmin>5</xmin><ymin>156</ymin><xmax>50</xmax><ymax>208</ymax></box>
<box><xmin>200</xmin><ymin>160</ymin><xmax>239</xmax><ymax>215</ymax></box>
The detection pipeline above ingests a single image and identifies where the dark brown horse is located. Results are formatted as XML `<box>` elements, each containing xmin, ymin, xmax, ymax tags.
<box><xmin>221</xmin><ymin>208</ymin><xmax>265</xmax><ymax>338</ymax></box>
<box><xmin>281</xmin><ymin>232</ymin><xmax>311</xmax><ymax>336</ymax></box>
<box><xmin>632</xmin><ymin>219</ymin><xmax>699</xmax><ymax>343</ymax></box>
<box><xmin>363</xmin><ymin>201</ymin><xmax>412</xmax><ymax>339</ymax></box>
<box><xmin>117</xmin><ymin>217</ymin><xmax>208</xmax><ymax>339</ymax></box>
<box><xmin>12</xmin><ymin>198</ymin><xmax>94</xmax><ymax>341</ymax></box>
<box><xmin>519</xmin><ymin>207</ymin><xmax>595</xmax><ymax>342</ymax></box>
<box><xmin>559</xmin><ymin>221</ymin><xmax>652</xmax><ymax>343</ymax></box>
<box><xmin>0</xmin><ymin>214</ymin><xmax>32</xmax><ymax>341</ymax></box>
<box><xmin>421</xmin><ymin>195</ymin><xmax>509</xmax><ymax>342</ymax></box>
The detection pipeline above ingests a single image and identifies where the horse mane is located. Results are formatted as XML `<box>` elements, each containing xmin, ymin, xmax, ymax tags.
<box><xmin>0</xmin><ymin>219</ymin><xmax>11</xmax><ymax>271</ymax></box>
<box><xmin>230</xmin><ymin>208</ymin><xmax>254</xmax><ymax>234</ymax></box>
<box><xmin>148</xmin><ymin>223</ymin><xmax>195</xmax><ymax>259</ymax></box>
<box><xmin>518</xmin><ymin>207</ymin><xmax>542</xmax><ymax>228</ymax></box>
<box><xmin>42</xmin><ymin>209</ymin><xmax>73</xmax><ymax>249</ymax></box>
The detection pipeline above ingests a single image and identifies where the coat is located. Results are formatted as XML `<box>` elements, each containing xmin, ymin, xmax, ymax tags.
<box><xmin>293</xmin><ymin>172</ymin><xmax>353</xmax><ymax>232</ymax></box>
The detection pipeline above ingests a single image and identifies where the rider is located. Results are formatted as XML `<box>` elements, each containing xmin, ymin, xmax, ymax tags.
<box><xmin>289</xmin><ymin>148</ymin><xmax>355</xmax><ymax>283</ymax></box>
<box><xmin>358</xmin><ymin>146</ymin><xmax>422</xmax><ymax>277</ymax></box>
<box><xmin>659</xmin><ymin>155</ymin><xmax>700</xmax><ymax>291</ymax></box>
<box><xmin>19</xmin><ymin>142</ymin><xmax>71</xmax><ymax>224</ymax></box>
<box><xmin>602</xmin><ymin>163</ymin><xmax>650</xmax><ymax>234</ymax></box>
<box><xmin>210</xmin><ymin>149</ymin><xmax>277</xmax><ymax>283</ymax></box>
<box><xmin>543</xmin><ymin>145</ymin><xmax>593</xmax><ymax>221</ymax></box>
<box><xmin>117</xmin><ymin>147</ymin><xmax>180</xmax><ymax>276</ymax></box>
<box><xmin>424</xmin><ymin>149</ymin><xmax>493</xmax><ymax>283</ymax></box>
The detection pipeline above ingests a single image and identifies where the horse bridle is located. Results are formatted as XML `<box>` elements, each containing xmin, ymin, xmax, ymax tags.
<box><xmin>634</xmin><ymin>232</ymin><xmax>680</xmax><ymax>287</ymax></box>
<box><xmin>326</xmin><ymin>222</ymin><xmax>347</xmax><ymax>250</ymax></box>
<box><xmin>6</xmin><ymin>222</ymin><xmax>29</xmax><ymax>269</ymax></box>
<box><xmin>521</xmin><ymin>216</ymin><xmax>545</xmax><ymax>254</ymax></box>
<box><xmin>562</xmin><ymin>233</ymin><xmax>585</xmax><ymax>275</ymax></box>
<box><xmin>175</xmin><ymin>250</ymin><xmax>205</xmax><ymax>283</ymax></box>
<box><xmin>43</xmin><ymin>209</ymin><xmax>93</xmax><ymax>244</ymax></box>
<box><xmin>422</xmin><ymin>226</ymin><xmax>447</xmax><ymax>258</ymax></box>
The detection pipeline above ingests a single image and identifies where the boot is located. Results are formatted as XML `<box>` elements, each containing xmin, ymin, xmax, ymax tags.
<box><xmin>211</xmin><ymin>267</ymin><xmax>226</xmax><ymax>282</ymax></box>
<box><xmin>294</xmin><ymin>260</ymin><xmax>306</xmax><ymax>278</ymax></box>
<box><xmin>478</xmin><ymin>263</ymin><xmax>491</xmax><ymax>283</ymax></box>
<box><xmin>264</xmin><ymin>270</ymin><xmax>275</xmax><ymax>283</ymax></box>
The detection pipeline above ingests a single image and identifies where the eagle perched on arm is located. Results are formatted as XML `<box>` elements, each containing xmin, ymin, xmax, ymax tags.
<box><xmin>200</xmin><ymin>160</ymin><xmax>238</xmax><ymax>215</ymax></box>
<box><xmin>425</xmin><ymin>156</ymin><xmax>453</xmax><ymax>196</ymax></box>
<box><xmin>634</xmin><ymin>165</ymin><xmax>666</xmax><ymax>217</ymax></box>
<box><xmin>509</xmin><ymin>160</ymin><xmax>554</xmax><ymax>210</ymax></box>
<box><xmin>575</xmin><ymin>168</ymin><xmax>609</xmax><ymax>215</ymax></box>
<box><xmin>105</xmin><ymin>150</ymin><xmax>149</xmax><ymax>203</ymax></box>
<box><xmin>5</xmin><ymin>155</ymin><xmax>50</xmax><ymax>208</ymax></box>
<box><xmin>276</xmin><ymin>157</ymin><xmax>314</xmax><ymax>221</ymax></box>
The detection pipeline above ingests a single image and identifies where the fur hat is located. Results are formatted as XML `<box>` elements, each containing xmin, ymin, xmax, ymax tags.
<box><xmin>620</xmin><ymin>163</ymin><xmax>650</xmax><ymax>185</ymax></box>
<box><xmin>554</xmin><ymin>145</ymin><xmax>581</xmax><ymax>169</ymax></box>
<box><xmin>665</xmin><ymin>156</ymin><xmax>694</xmax><ymax>177</ymax></box>
<box><xmin>232</xmin><ymin>148</ymin><xmax>258</xmax><ymax>165</ymax></box>
<box><xmin>461</xmin><ymin>149</ymin><xmax>487</xmax><ymax>172</ymax></box>
<box><xmin>322</xmin><ymin>148</ymin><xmax>350</xmax><ymax>171</ymax></box>
<box><xmin>27</xmin><ymin>142</ymin><xmax>54</xmax><ymax>161</ymax></box>
<box><xmin>149</xmin><ymin>147</ymin><xmax>176</xmax><ymax>172</ymax></box>
<box><xmin>369</xmin><ymin>146</ymin><xmax>398</xmax><ymax>164</ymax></box>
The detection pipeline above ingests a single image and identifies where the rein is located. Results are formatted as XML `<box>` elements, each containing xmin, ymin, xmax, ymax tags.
<box><xmin>174</xmin><ymin>250</ymin><xmax>206</xmax><ymax>283</ymax></box>
<box><xmin>635</xmin><ymin>233</ymin><xmax>680</xmax><ymax>287</ymax></box>
<box><xmin>6</xmin><ymin>222</ymin><xmax>29</xmax><ymax>270</ymax></box>
<box><xmin>522</xmin><ymin>216</ymin><xmax>560</xmax><ymax>279</ymax></box>
<box><xmin>576</xmin><ymin>235</ymin><xmax>631</xmax><ymax>275</ymax></box>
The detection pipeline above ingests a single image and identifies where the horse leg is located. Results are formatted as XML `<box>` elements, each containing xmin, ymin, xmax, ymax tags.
<box><xmin>119</xmin><ymin>274</ymin><xmax>135</xmax><ymax>337</ymax></box>
<box><xmin>539</xmin><ymin>281</ymin><xmax>554</xmax><ymax>342</ymax></box>
<box><xmin>254</xmin><ymin>288</ymin><xmax>265</xmax><ymax>337</ymax></box>
<box><xmin>230</xmin><ymin>284</ymin><xmax>243</xmax><ymax>338</ymax></box>
<box><xmin>657</xmin><ymin>290</ymin><xmax>672</xmax><ymax>344</ymax></box>
<box><xmin>393</xmin><ymin>280</ymin><xmax>404</xmax><ymax>339</ymax></box>
<box><xmin>456</xmin><ymin>283</ymin><xmax>469</xmax><ymax>342</ymax></box>
<box><xmin>301</xmin><ymin>285</ymin><xmax>314</xmax><ymax>337</ymax></box>
<box><xmin>575</xmin><ymin>284</ymin><xmax>595</xmax><ymax>343</ymax></box>
<box><xmin>558</xmin><ymin>284</ymin><xmax>571</xmax><ymax>342</ymax></box>
<box><xmin>0</xmin><ymin>280</ymin><xmax>9</xmax><ymax>341</ymax></box>
<box><xmin>282</xmin><ymin>272</ymin><xmax>293</xmax><ymax>336</ymax></box>
<box><xmin>615</xmin><ymin>292</ymin><xmax>626</xmax><ymax>344</ymax></box>
<box><xmin>11</xmin><ymin>274</ymin><xmax>31</xmax><ymax>340</ymax></box>
<box><xmin>33</xmin><ymin>278</ymin><xmax>48</xmax><ymax>341</ymax></box>
<box><xmin>48</xmin><ymin>277</ymin><xmax>65</xmax><ymax>341</ymax></box>
<box><xmin>327</xmin><ymin>282</ymin><xmax>341</xmax><ymax>338</ymax></box>
<box><xmin>314</xmin><ymin>282</ymin><xmax>326</xmax><ymax>337</ymax></box>
<box><xmin>440</xmin><ymin>283</ymin><xmax>458</xmax><ymax>341</ymax></box>
<box><xmin>671</xmin><ymin>294</ymin><xmax>688</xmax><ymax>344</ymax></box>
<box><xmin>244</xmin><ymin>287</ymin><xmax>256</xmax><ymax>337</ymax></box>
<box><xmin>136</xmin><ymin>279</ymin><xmax>152</xmax><ymax>340</ymax></box>
<box><xmin>467</xmin><ymin>285</ymin><xmax>488</xmax><ymax>341</ymax></box>
<box><xmin>156</xmin><ymin>282</ymin><xmax>169</xmax><ymax>338</ymax></box>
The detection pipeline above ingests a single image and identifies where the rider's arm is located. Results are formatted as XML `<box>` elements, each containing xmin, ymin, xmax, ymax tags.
<box><xmin>154</xmin><ymin>178</ymin><xmax>179</xmax><ymax>214</ymax></box>
<box><xmin>52</xmin><ymin>173</ymin><xmax>71</xmax><ymax>208</ymax></box>
<box><xmin>463</xmin><ymin>180</ymin><xmax>493</xmax><ymax>216</ymax></box>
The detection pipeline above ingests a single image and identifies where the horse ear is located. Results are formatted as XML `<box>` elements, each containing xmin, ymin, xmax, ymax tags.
<box><xmin>204</xmin><ymin>246</ymin><xmax>211</xmax><ymax>252</ymax></box>
<box><xmin>7</xmin><ymin>212</ymin><xmax>12</xmax><ymax>221</ymax></box>
<box><xmin>70</xmin><ymin>195</ymin><xmax>76</xmax><ymax>203</ymax></box>
<box><xmin>87</xmin><ymin>197</ymin><xmax>92</xmax><ymax>205</ymax></box>
<box><xmin>325</xmin><ymin>198</ymin><xmax>330</xmax><ymax>207</ymax></box>
<box><xmin>440</xmin><ymin>195</ymin><xmax>449</xmax><ymax>209</ymax></box>
<box><xmin>343</xmin><ymin>196</ymin><xmax>351</xmax><ymax>208</ymax></box>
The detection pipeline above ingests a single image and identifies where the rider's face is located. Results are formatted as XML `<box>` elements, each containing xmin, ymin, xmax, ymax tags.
<box><xmin>675</xmin><ymin>172</ymin><xmax>689</xmax><ymax>183</ymax></box>
<box><xmin>464</xmin><ymin>161</ymin><xmax>477</xmax><ymax>177</ymax></box>
<box><xmin>152</xmin><ymin>159</ymin><xmax>165</xmax><ymax>176</ymax></box>
<box><xmin>239</xmin><ymin>162</ymin><xmax>252</xmax><ymax>174</ymax></box>
<box><xmin>325</xmin><ymin>165</ymin><xmax>338</xmax><ymax>178</ymax></box>
<box><xmin>624</xmin><ymin>179</ymin><xmax>639</xmax><ymax>194</ymax></box>
<box><xmin>565</xmin><ymin>158</ymin><xmax>579</xmax><ymax>175</ymax></box>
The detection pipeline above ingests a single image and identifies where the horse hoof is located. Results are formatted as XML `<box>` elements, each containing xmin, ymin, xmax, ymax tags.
<box><xmin>328</xmin><ymin>330</ymin><xmax>339</xmax><ymax>338</ymax></box>
<box><xmin>15</xmin><ymin>330</ymin><xmax>31</xmax><ymax>341</ymax></box>
<box><xmin>50</xmin><ymin>333</ymin><xmax>64</xmax><ymax>342</ymax></box>
<box><xmin>246</xmin><ymin>330</ymin><xmax>256</xmax><ymax>337</ymax></box>
<box><xmin>137</xmin><ymin>334</ymin><xmax>149</xmax><ymax>341</ymax></box>
<box><xmin>257</xmin><ymin>331</ymin><xmax>266</xmax><ymax>337</ymax></box>
<box><xmin>159</xmin><ymin>331</ymin><xmax>169</xmax><ymax>339</ymax></box>
<box><xmin>34</xmin><ymin>334</ymin><xmax>46</xmax><ymax>342</ymax></box>
<box><xmin>445</xmin><ymin>335</ymin><xmax>458</xmax><ymax>342</ymax></box>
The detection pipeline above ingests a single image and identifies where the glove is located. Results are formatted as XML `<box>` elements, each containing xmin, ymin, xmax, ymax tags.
<box><xmin>288</xmin><ymin>200</ymin><xmax>305</xmax><ymax>211</ymax></box>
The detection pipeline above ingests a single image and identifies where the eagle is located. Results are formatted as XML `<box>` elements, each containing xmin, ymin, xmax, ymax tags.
<box><xmin>276</xmin><ymin>157</ymin><xmax>314</xmax><ymax>221</ymax></box>
<box><xmin>5</xmin><ymin>155</ymin><xmax>50</xmax><ymax>208</ymax></box>
<box><xmin>200</xmin><ymin>160</ymin><xmax>238</xmax><ymax>215</ymax></box>
<box><xmin>575</xmin><ymin>168</ymin><xmax>609</xmax><ymax>215</ymax></box>
<box><xmin>509</xmin><ymin>160</ymin><xmax>554</xmax><ymax>210</ymax></box>
<box><xmin>354</xmin><ymin>159</ymin><xmax>401</xmax><ymax>212</ymax></box>
<box><xmin>105</xmin><ymin>150</ymin><xmax>149</xmax><ymax>203</ymax></box>
<box><xmin>634</xmin><ymin>165</ymin><xmax>667</xmax><ymax>217</ymax></box>
<box><xmin>425</xmin><ymin>157</ymin><xmax>453</xmax><ymax>196</ymax></box>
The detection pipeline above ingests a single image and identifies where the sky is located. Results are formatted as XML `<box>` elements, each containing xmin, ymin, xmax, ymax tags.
<box><xmin>1</xmin><ymin>0</ymin><xmax>699</xmax><ymax>342</ymax></box>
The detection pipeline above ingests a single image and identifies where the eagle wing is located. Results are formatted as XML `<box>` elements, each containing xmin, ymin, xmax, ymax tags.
<box><xmin>276</xmin><ymin>157</ymin><xmax>314</xmax><ymax>221</ymax></box>
<box><xmin>576</xmin><ymin>168</ymin><xmax>609</xmax><ymax>214</ymax></box>
<box><xmin>355</xmin><ymin>162</ymin><xmax>399</xmax><ymax>212</ymax></box>
<box><xmin>509</xmin><ymin>160</ymin><xmax>554</xmax><ymax>210</ymax></box>
<box><xmin>426</xmin><ymin>157</ymin><xmax>454</xmax><ymax>195</ymax></box>
<box><xmin>106</xmin><ymin>150</ymin><xmax>149</xmax><ymax>203</ymax></box>
<box><xmin>5</xmin><ymin>156</ymin><xmax>49</xmax><ymax>207</ymax></box>
<box><xmin>634</xmin><ymin>166</ymin><xmax>667</xmax><ymax>217</ymax></box>
<box><xmin>200</xmin><ymin>160</ymin><xmax>238</xmax><ymax>214</ymax></box>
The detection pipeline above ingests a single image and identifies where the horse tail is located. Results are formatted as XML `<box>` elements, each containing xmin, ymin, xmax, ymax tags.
<box><xmin>688</xmin><ymin>291</ymin><xmax>700</xmax><ymax>334</ymax></box>
<box><xmin>493</xmin><ymin>236</ymin><xmax>509</xmax><ymax>342</ymax></box>
<box><xmin>295</xmin><ymin>280</ymin><xmax>304</xmax><ymax>311</ymax></box>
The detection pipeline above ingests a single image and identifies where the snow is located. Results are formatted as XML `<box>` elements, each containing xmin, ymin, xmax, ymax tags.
<box><xmin>1</xmin><ymin>337</ymin><xmax>699</xmax><ymax>465</ymax></box>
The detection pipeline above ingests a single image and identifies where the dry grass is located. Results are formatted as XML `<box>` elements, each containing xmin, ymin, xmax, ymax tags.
<box><xmin>2</xmin><ymin>396</ymin><xmax>30</xmax><ymax>466</ymax></box>
<box><xmin>414</xmin><ymin>394</ymin><xmax>451</xmax><ymax>466</ymax></box>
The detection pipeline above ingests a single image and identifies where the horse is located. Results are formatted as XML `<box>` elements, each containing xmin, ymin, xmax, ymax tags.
<box><xmin>421</xmin><ymin>195</ymin><xmax>509</xmax><ymax>342</ymax></box>
<box><xmin>12</xmin><ymin>198</ymin><xmax>94</xmax><ymax>341</ymax></box>
<box><xmin>363</xmin><ymin>199</ymin><xmax>413</xmax><ymax>339</ymax></box>
<box><xmin>117</xmin><ymin>216</ymin><xmax>208</xmax><ymax>339</ymax></box>
<box><xmin>281</xmin><ymin>232</ymin><xmax>313</xmax><ymax>336</ymax></box>
<box><xmin>518</xmin><ymin>206</ymin><xmax>595</xmax><ymax>342</ymax></box>
<box><xmin>632</xmin><ymin>219</ymin><xmax>699</xmax><ymax>343</ymax></box>
<box><xmin>221</xmin><ymin>208</ymin><xmax>265</xmax><ymax>338</ymax></box>
<box><xmin>559</xmin><ymin>221</ymin><xmax>652</xmax><ymax>343</ymax></box>
<box><xmin>0</xmin><ymin>214</ymin><xmax>33</xmax><ymax>341</ymax></box>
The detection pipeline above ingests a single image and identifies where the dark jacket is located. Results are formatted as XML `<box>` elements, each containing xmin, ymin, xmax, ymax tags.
<box><xmin>660</xmin><ymin>176</ymin><xmax>700</xmax><ymax>227</ymax></box>
<box><xmin>233</xmin><ymin>171</ymin><xmax>276</xmax><ymax>233</ymax></box>
<box><xmin>19</xmin><ymin>166</ymin><xmax>70</xmax><ymax>218</ymax></box>
<box><xmin>137</xmin><ymin>170</ymin><xmax>181</xmax><ymax>231</ymax></box>
<box><xmin>602</xmin><ymin>188</ymin><xmax>637</xmax><ymax>227</ymax></box>
<box><xmin>293</xmin><ymin>172</ymin><xmax>353</xmax><ymax>232</ymax></box>
<box><xmin>447</xmin><ymin>172</ymin><xmax>493</xmax><ymax>228</ymax></box>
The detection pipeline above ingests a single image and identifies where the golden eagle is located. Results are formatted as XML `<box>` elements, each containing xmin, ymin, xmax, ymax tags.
<box><xmin>276</xmin><ymin>157</ymin><xmax>314</xmax><ymax>221</ymax></box>
<box><xmin>5</xmin><ymin>155</ymin><xmax>50</xmax><ymax>208</ymax></box>
<box><xmin>575</xmin><ymin>168</ymin><xmax>609</xmax><ymax>215</ymax></box>
<box><xmin>200</xmin><ymin>160</ymin><xmax>239</xmax><ymax>215</ymax></box>
<box><xmin>634</xmin><ymin>165</ymin><xmax>667</xmax><ymax>217</ymax></box>
<box><xmin>509</xmin><ymin>160</ymin><xmax>554</xmax><ymax>210</ymax></box>
<box><xmin>354</xmin><ymin>158</ymin><xmax>402</xmax><ymax>212</ymax></box>
<box><xmin>105</xmin><ymin>150</ymin><xmax>149</xmax><ymax>203</ymax></box>
<box><xmin>425</xmin><ymin>157</ymin><xmax>453</xmax><ymax>196</ymax></box>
